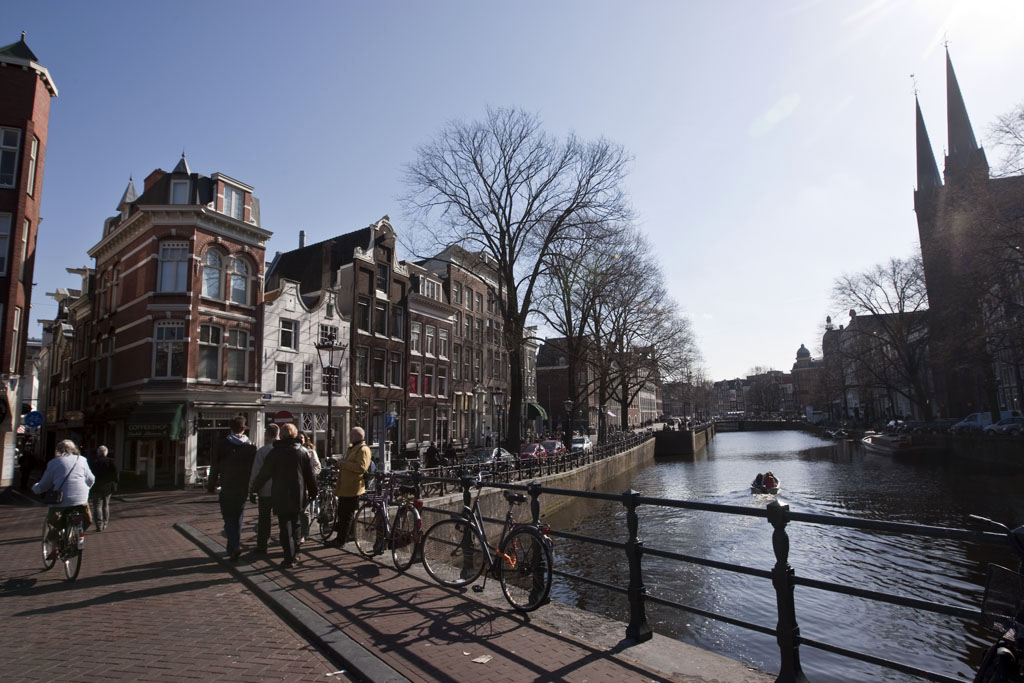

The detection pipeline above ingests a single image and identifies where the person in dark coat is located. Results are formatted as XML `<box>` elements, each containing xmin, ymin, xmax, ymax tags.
<box><xmin>208</xmin><ymin>416</ymin><xmax>258</xmax><ymax>562</ymax></box>
<box><xmin>89</xmin><ymin>445</ymin><xmax>119</xmax><ymax>531</ymax></box>
<box><xmin>17</xmin><ymin>448</ymin><xmax>38</xmax><ymax>491</ymax></box>
<box><xmin>424</xmin><ymin>442</ymin><xmax>440</xmax><ymax>469</ymax></box>
<box><xmin>251</xmin><ymin>423</ymin><xmax>317</xmax><ymax>569</ymax></box>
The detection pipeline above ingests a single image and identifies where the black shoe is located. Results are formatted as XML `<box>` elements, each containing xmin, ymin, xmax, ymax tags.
<box><xmin>229</xmin><ymin>551</ymin><xmax>241</xmax><ymax>563</ymax></box>
<box><xmin>280</xmin><ymin>560</ymin><xmax>295</xmax><ymax>569</ymax></box>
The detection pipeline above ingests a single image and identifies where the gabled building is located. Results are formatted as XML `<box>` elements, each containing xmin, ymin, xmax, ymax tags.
<box><xmin>86</xmin><ymin>157</ymin><xmax>271</xmax><ymax>487</ymax></box>
<box><xmin>0</xmin><ymin>33</ymin><xmax>57</xmax><ymax>484</ymax></box>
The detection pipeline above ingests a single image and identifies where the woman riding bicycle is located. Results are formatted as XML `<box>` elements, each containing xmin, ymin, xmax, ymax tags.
<box><xmin>33</xmin><ymin>440</ymin><xmax>95</xmax><ymax>551</ymax></box>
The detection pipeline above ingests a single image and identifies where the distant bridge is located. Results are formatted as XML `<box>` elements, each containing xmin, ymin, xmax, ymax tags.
<box><xmin>714</xmin><ymin>419</ymin><xmax>815</xmax><ymax>433</ymax></box>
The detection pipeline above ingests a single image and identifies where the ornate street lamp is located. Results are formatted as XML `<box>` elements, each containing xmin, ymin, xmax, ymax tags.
<box><xmin>315</xmin><ymin>330</ymin><xmax>348</xmax><ymax>460</ymax></box>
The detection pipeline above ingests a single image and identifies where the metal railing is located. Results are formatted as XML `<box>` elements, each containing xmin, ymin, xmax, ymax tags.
<box><xmin>394</xmin><ymin>461</ymin><xmax>1005</xmax><ymax>683</ymax></box>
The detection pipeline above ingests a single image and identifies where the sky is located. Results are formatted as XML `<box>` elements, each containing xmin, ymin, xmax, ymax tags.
<box><xmin>6</xmin><ymin>0</ymin><xmax>1024</xmax><ymax>381</ymax></box>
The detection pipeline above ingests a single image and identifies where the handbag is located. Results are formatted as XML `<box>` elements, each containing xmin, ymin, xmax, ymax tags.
<box><xmin>42</xmin><ymin>456</ymin><xmax>78</xmax><ymax>505</ymax></box>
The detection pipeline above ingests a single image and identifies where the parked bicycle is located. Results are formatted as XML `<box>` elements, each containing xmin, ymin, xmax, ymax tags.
<box><xmin>41</xmin><ymin>507</ymin><xmax>87</xmax><ymax>581</ymax></box>
<box><xmin>420</xmin><ymin>471</ymin><xmax>553</xmax><ymax>612</ymax></box>
<box><xmin>971</xmin><ymin>514</ymin><xmax>1024</xmax><ymax>682</ymax></box>
<box><xmin>351</xmin><ymin>473</ymin><xmax>424</xmax><ymax>571</ymax></box>
<box><xmin>314</xmin><ymin>464</ymin><xmax>339</xmax><ymax>543</ymax></box>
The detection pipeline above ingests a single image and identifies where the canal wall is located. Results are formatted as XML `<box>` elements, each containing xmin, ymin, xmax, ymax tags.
<box><xmin>653</xmin><ymin>425</ymin><xmax>714</xmax><ymax>457</ymax></box>
<box><xmin>422</xmin><ymin>437</ymin><xmax>656</xmax><ymax>526</ymax></box>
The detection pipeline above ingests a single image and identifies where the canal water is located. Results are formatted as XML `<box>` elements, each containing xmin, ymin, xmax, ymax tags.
<box><xmin>544</xmin><ymin>430</ymin><xmax>1024</xmax><ymax>682</ymax></box>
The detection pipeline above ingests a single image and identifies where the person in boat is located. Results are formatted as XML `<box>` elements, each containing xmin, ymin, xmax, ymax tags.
<box><xmin>763</xmin><ymin>471</ymin><xmax>777</xmax><ymax>489</ymax></box>
<box><xmin>753</xmin><ymin>473</ymin><xmax>764</xmax><ymax>487</ymax></box>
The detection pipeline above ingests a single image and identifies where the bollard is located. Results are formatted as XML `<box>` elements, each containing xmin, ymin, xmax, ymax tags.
<box><xmin>527</xmin><ymin>480</ymin><xmax>542</xmax><ymax>524</ymax></box>
<box><xmin>622</xmin><ymin>489</ymin><xmax>652</xmax><ymax>642</ymax></box>
<box><xmin>767</xmin><ymin>500</ymin><xmax>809</xmax><ymax>683</ymax></box>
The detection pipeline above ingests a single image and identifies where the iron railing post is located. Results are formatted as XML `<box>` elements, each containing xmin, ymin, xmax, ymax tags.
<box><xmin>411</xmin><ymin>460</ymin><xmax>422</xmax><ymax>499</ymax></box>
<box><xmin>527</xmin><ymin>480</ymin><xmax>542</xmax><ymax>524</ymax></box>
<box><xmin>767</xmin><ymin>500</ymin><xmax>809</xmax><ymax>683</ymax></box>
<box><xmin>622</xmin><ymin>488</ymin><xmax>652</xmax><ymax>642</ymax></box>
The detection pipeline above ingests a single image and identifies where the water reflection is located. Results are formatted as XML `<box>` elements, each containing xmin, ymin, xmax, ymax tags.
<box><xmin>545</xmin><ymin>430</ymin><xmax>1024</xmax><ymax>681</ymax></box>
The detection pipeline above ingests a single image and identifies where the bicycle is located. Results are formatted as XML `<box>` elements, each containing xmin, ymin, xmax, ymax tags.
<box><xmin>351</xmin><ymin>473</ymin><xmax>424</xmax><ymax>571</ymax></box>
<box><xmin>971</xmin><ymin>514</ymin><xmax>1024</xmax><ymax>682</ymax></box>
<box><xmin>41</xmin><ymin>506</ymin><xmax>87</xmax><ymax>581</ymax></box>
<box><xmin>419</xmin><ymin>471</ymin><xmax>553</xmax><ymax>612</ymax></box>
<box><xmin>314</xmin><ymin>465</ymin><xmax>339</xmax><ymax>543</ymax></box>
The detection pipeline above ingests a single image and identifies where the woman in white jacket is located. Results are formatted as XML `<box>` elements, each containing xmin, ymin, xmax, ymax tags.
<box><xmin>33</xmin><ymin>440</ymin><xmax>95</xmax><ymax>545</ymax></box>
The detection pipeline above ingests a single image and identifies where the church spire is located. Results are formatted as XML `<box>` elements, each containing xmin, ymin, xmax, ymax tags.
<box><xmin>916</xmin><ymin>96</ymin><xmax>941</xmax><ymax>191</ymax></box>
<box><xmin>946</xmin><ymin>48</ymin><xmax>978</xmax><ymax>158</ymax></box>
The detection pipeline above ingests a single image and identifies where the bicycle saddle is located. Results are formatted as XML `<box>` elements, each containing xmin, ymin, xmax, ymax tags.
<box><xmin>503</xmin><ymin>491</ymin><xmax>527</xmax><ymax>504</ymax></box>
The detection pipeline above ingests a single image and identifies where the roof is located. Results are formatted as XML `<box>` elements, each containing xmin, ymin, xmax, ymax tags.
<box><xmin>0</xmin><ymin>33</ymin><xmax>37</xmax><ymax>61</ymax></box>
<box><xmin>270</xmin><ymin>227</ymin><xmax>372</xmax><ymax>294</ymax></box>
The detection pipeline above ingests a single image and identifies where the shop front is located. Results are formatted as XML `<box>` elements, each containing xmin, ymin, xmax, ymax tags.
<box><xmin>125</xmin><ymin>403</ymin><xmax>185</xmax><ymax>488</ymax></box>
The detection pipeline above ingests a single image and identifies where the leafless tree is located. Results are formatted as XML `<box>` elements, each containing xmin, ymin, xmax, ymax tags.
<box><xmin>989</xmin><ymin>101</ymin><xmax>1024</xmax><ymax>177</ymax></box>
<box><xmin>402</xmin><ymin>107</ymin><xmax>632</xmax><ymax>450</ymax></box>
<box><xmin>745</xmin><ymin>366</ymin><xmax>783</xmax><ymax>416</ymax></box>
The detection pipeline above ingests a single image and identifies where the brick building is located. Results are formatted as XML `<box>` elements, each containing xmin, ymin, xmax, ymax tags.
<box><xmin>86</xmin><ymin>157</ymin><xmax>271</xmax><ymax>487</ymax></box>
<box><xmin>0</xmin><ymin>33</ymin><xmax>57</xmax><ymax>485</ymax></box>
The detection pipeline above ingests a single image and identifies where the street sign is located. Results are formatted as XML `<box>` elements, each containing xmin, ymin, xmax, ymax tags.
<box><xmin>273</xmin><ymin>410</ymin><xmax>295</xmax><ymax>425</ymax></box>
<box><xmin>261</xmin><ymin>393</ymin><xmax>273</xmax><ymax>400</ymax></box>
<box><xmin>24</xmin><ymin>411</ymin><xmax>43</xmax><ymax>428</ymax></box>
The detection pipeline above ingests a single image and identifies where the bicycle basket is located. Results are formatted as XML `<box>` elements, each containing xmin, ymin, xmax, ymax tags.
<box><xmin>981</xmin><ymin>564</ymin><xmax>1024</xmax><ymax>630</ymax></box>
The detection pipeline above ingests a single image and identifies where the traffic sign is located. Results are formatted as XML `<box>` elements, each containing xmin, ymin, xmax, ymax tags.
<box><xmin>24</xmin><ymin>411</ymin><xmax>43</xmax><ymax>428</ymax></box>
<box><xmin>273</xmin><ymin>410</ymin><xmax>295</xmax><ymax>425</ymax></box>
<box><xmin>261</xmin><ymin>393</ymin><xmax>273</xmax><ymax>400</ymax></box>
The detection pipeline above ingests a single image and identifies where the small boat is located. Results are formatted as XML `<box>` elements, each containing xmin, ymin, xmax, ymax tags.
<box><xmin>827</xmin><ymin>429</ymin><xmax>849</xmax><ymax>440</ymax></box>
<box><xmin>860</xmin><ymin>433</ymin><xmax>930</xmax><ymax>455</ymax></box>
<box><xmin>751</xmin><ymin>480</ymin><xmax>780</xmax><ymax>495</ymax></box>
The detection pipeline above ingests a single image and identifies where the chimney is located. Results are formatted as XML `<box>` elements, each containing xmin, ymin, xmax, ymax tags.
<box><xmin>143</xmin><ymin>169</ymin><xmax>167</xmax><ymax>192</ymax></box>
<box><xmin>299</xmin><ymin>230</ymin><xmax>306</xmax><ymax>249</ymax></box>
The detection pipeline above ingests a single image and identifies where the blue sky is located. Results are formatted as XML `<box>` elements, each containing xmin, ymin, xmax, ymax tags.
<box><xmin>7</xmin><ymin>0</ymin><xmax>1024</xmax><ymax>380</ymax></box>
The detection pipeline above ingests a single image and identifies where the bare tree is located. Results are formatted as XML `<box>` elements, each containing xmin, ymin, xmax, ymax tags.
<box><xmin>402</xmin><ymin>107</ymin><xmax>632</xmax><ymax>450</ymax></box>
<box><xmin>746</xmin><ymin>366</ymin><xmax>783</xmax><ymax>416</ymax></box>
<box><xmin>989</xmin><ymin>101</ymin><xmax>1024</xmax><ymax>177</ymax></box>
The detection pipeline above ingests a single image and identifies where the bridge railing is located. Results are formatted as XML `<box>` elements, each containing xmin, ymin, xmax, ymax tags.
<box><xmin>394</xmin><ymin>468</ymin><xmax>1004</xmax><ymax>683</ymax></box>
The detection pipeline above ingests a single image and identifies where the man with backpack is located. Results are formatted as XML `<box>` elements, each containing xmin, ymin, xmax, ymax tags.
<box><xmin>208</xmin><ymin>416</ymin><xmax>257</xmax><ymax>562</ymax></box>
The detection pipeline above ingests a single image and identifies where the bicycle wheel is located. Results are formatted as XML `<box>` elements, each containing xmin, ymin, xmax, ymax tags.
<box><xmin>498</xmin><ymin>527</ymin><xmax>552</xmax><ymax>612</ymax></box>
<box><xmin>391</xmin><ymin>505</ymin><xmax>420</xmax><ymax>571</ymax></box>
<box><xmin>352</xmin><ymin>502</ymin><xmax>381</xmax><ymax>558</ymax></box>
<box><xmin>421</xmin><ymin>518</ymin><xmax>486</xmax><ymax>587</ymax></box>
<box><xmin>318</xmin><ymin>493</ymin><xmax>336</xmax><ymax>543</ymax></box>
<box><xmin>41</xmin><ymin>519</ymin><xmax>56</xmax><ymax>571</ymax></box>
<box><xmin>62</xmin><ymin>525</ymin><xmax>82</xmax><ymax>581</ymax></box>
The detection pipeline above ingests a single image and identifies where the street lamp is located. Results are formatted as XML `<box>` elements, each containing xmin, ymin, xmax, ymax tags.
<box><xmin>563</xmin><ymin>399</ymin><xmax>573</xmax><ymax>450</ymax></box>
<box><xmin>315</xmin><ymin>330</ymin><xmax>348</xmax><ymax>460</ymax></box>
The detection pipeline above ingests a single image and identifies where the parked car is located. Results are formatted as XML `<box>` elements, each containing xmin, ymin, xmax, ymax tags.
<box><xmin>951</xmin><ymin>410</ymin><xmax>1022</xmax><ymax>435</ymax></box>
<box><xmin>570</xmin><ymin>436</ymin><xmax>593</xmax><ymax>454</ymax></box>
<box><xmin>520</xmin><ymin>442</ymin><xmax>544</xmax><ymax>459</ymax></box>
<box><xmin>464</xmin><ymin>447</ymin><xmax>517</xmax><ymax>468</ymax></box>
<box><xmin>983</xmin><ymin>416</ymin><xmax>1024</xmax><ymax>436</ymax></box>
<box><xmin>540</xmin><ymin>439</ymin><xmax>566</xmax><ymax>457</ymax></box>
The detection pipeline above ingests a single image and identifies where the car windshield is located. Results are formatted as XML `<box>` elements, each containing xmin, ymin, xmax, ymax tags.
<box><xmin>541</xmin><ymin>440</ymin><xmax>558</xmax><ymax>448</ymax></box>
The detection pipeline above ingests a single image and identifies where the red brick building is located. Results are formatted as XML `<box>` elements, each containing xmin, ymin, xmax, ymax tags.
<box><xmin>0</xmin><ymin>33</ymin><xmax>57</xmax><ymax>485</ymax></box>
<box><xmin>86</xmin><ymin>156</ymin><xmax>271</xmax><ymax>487</ymax></box>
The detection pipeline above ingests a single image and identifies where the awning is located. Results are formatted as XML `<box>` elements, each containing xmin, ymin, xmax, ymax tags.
<box><xmin>527</xmin><ymin>402</ymin><xmax>548</xmax><ymax>420</ymax></box>
<box><xmin>127</xmin><ymin>404</ymin><xmax>185</xmax><ymax>440</ymax></box>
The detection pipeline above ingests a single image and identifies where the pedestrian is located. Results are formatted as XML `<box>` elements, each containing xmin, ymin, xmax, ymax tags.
<box><xmin>251</xmin><ymin>423</ymin><xmax>317</xmax><ymax>569</ymax></box>
<box><xmin>425</xmin><ymin>441</ymin><xmax>439</xmax><ymax>469</ymax></box>
<box><xmin>298</xmin><ymin>432</ymin><xmax>322</xmax><ymax>544</ymax></box>
<box><xmin>208</xmin><ymin>416</ymin><xmax>257</xmax><ymax>562</ymax></box>
<box><xmin>249</xmin><ymin>424</ymin><xmax>279</xmax><ymax>554</ymax></box>
<box><xmin>443</xmin><ymin>439</ymin><xmax>456</xmax><ymax>465</ymax></box>
<box><xmin>33</xmin><ymin>440</ymin><xmax>95</xmax><ymax>550</ymax></box>
<box><xmin>89</xmin><ymin>445</ymin><xmax>119</xmax><ymax>531</ymax></box>
<box><xmin>330</xmin><ymin>426</ymin><xmax>373</xmax><ymax>549</ymax></box>
<box><xmin>17</xmin><ymin>447</ymin><xmax>37</xmax><ymax>491</ymax></box>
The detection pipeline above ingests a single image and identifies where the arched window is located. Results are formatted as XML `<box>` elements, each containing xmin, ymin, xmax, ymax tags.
<box><xmin>227</xmin><ymin>257</ymin><xmax>251</xmax><ymax>305</ymax></box>
<box><xmin>201</xmin><ymin>250</ymin><xmax>223</xmax><ymax>299</ymax></box>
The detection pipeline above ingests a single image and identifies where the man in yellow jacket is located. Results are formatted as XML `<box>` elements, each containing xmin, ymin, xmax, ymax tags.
<box><xmin>331</xmin><ymin>426</ymin><xmax>373</xmax><ymax>547</ymax></box>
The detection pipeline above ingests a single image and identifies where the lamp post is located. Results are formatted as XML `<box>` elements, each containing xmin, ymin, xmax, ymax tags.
<box><xmin>563</xmin><ymin>398</ymin><xmax>573</xmax><ymax>451</ymax></box>
<box><xmin>315</xmin><ymin>331</ymin><xmax>348</xmax><ymax>460</ymax></box>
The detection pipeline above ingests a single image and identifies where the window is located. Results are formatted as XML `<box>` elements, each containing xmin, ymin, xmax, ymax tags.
<box><xmin>355</xmin><ymin>346</ymin><xmax>369</xmax><ymax>384</ymax></box>
<box><xmin>26</xmin><ymin>136</ymin><xmax>37</xmax><ymax>196</ymax></box>
<box><xmin>475</xmin><ymin>292</ymin><xmax>483</xmax><ymax>313</ymax></box>
<box><xmin>465</xmin><ymin>314</ymin><xmax>472</xmax><ymax>339</ymax></box>
<box><xmin>376</xmin><ymin>263</ymin><xmax>389</xmax><ymax>292</ymax></box>
<box><xmin>487</xmin><ymin>290</ymin><xmax>495</xmax><ymax>313</ymax></box>
<box><xmin>421</xmin><ymin>278</ymin><xmax>439</xmax><ymax>299</ymax></box>
<box><xmin>321</xmin><ymin>365</ymin><xmax>340</xmax><ymax>394</ymax></box>
<box><xmin>425</xmin><ymin>325</ymin><xmax>436</xmax><ymax>355</ymax></box>
<box><xmin>455</xmin><ymin>311</ymin><xmax>462</xmax><ymax>338</ymax></box>
<box><xmin>487</xmin><ymin>349</ymin><xmax>493</xmax><ymax>379</ymax></box>
<box><xmin>226</xmin><ymin>329</ymin><xmax>248</xmax><ymax>382</ymax></box>
<box><xmin>19</xmin><ymin>219</ymin><xmax>28</xmax><ymax>281</ymax></box>
<box><xmin>407</xmin><ymin>410</ymin><xmax>418</xmax><ymax>446</ymax></box>
<box><xmin>319</xmin><ymin>324</ymin><xmax>339</xmax><ymax>345</ymax></box>
<box><xmin>391</xmin><ymin>306</ymin><xmax>404</xmax><ymax>340</ymax></box>
<box><xmin>374</xmin><ymin>301</ymin><xmax>388</xmax><ymax>336</ymax></box>
<box><xmin>486</xmin><ymin>319</ymin><xmax>493</xmax><ymax>344</ymax></box>
<box><xmin>201</xmin><ymin>250</ymin><xmax>223</xmax><ymax>299</ymax></box>
<box><xmin>424</xmin><ymin>365</ymin><xmax>434</xmax><ymax>395</ymax></box>
<box><xmin>389</xmin><ymin>352</ymin><xmax>402</xmax><ymax>387</ymax></box>
<box><xmin>357</xmin><ymin>296</ymin><xmax>370</xmax><ymax>332</ymax></box>
<box><xmin>453</xmin><ymin>344</ymin><xmax>461</xmax><ymax>380</ymax></box>
<box><xmin>372</xmin><ymin>349</ymin><xmax>386</xmax><ymax>385</ymax></box>
<box><xmin>453</xmin><ymin>282</ymin><xmax>462</xmax><ymax>305</ymax></box>
<box><xmin>475</xmin><ymin>319</ymin><xmax>483</xmax><ymax>344</ymax></box>
<box><xmin>171</xmin><ymin>180</ymin><xmax>189</xmax><ymax>204</ymax></box>
<box><xmin>0</xmin><ymin>128</ymin><xmax>21</xmax><ymax>188</ymax></box>
<box><xmin>465</xmin><ymin>287</ymin><xmax>474</xmax><ymax>311</ymax></box>
<box><xmin>410</xmin><ymin>322</ymin><xmax>421</xmax><ymax>353</ymax></box>
<box><xmin>228</xmin><ymin>257</ymin><xmax>251</xmax><ymax>305</ymax></box>
<box><xmin>464</xmin><ymin>346</ymin><xmax>471</xmax><ymax>382</ymax></box>
<box><xmin>439</xmin><ymin>329</ymin><xmax>449</xmax><ymax>359</ymax></box>
<box><xmin>276</xmin><ymin>362</ymin><xmax>292</xmax><ymax>393</ymax></box>
<box><xmin>303</xmin><ymin>363</ymin><xmax>313</xmax><ymax>392</ymax></box>
<box><xmin>9</xmin><ymin>307</ymin><xmax>20</xmax><ymax>373</ymax></box>
<box><xmin>408</xmin><ymin>361</ymin><xmax>420</xmax><ymax>394</ymax></box>
<box><xmin>154</xmin><ymin>321</ymin><xmax>185</xmax><ymax>377</ymax></box>
<box><xmin>198</xmin><ymin>324</ymin><xmax>222</xmax><ymax>380</ymax></box>
<box><xmin>279</xmin><ymin>319</ymin><xmax>298</xmax><ymax>350</ymax></box>
<box><xmin>0</xmin><ymin>213</ymin><xmax>11</xmax><ymax>276</ymax></box>
<box><xmin>158</xmin><ymin>241</ymin><xmax>189</xmax><ymax>292</ymax></box>
<box><xmin>223</xmin><ymin>185</ymin><xmax>244</xmax><ymax>220</ymax></box>
<box><xmin>438</xmin><ymin>367</ymin><xmax>448</xmax><ymax>398</ymax></box>
<box><xmin>474</xmin><ymin>350</ymin><xmax>482</xmax><ymax>382</ymax></box>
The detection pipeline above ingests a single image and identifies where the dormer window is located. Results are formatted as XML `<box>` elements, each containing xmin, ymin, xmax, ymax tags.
<box><xmin>171</xmin><ymin>180</ymin><xmax>189</xmax><ymax>204</ymax></box>
<box><xmin>223</xmin><ymin>185</ymin><xmax>244</xmax><ymax>220</ymax></box>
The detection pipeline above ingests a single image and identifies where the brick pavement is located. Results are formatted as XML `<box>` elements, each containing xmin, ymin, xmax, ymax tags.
<box><xmin>0</xmin><ymin>490</ymin><xmax>342</xmax><ymax>683</ymax></box>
